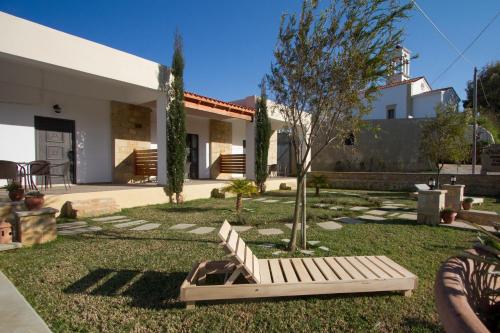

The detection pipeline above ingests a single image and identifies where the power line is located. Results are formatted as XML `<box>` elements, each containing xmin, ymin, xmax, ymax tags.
<box><xmin>432</xmin><ymin>10</ymin><xmax>500</xmax><ymax>84</ymax></box>
<box><xmin>411</xmin><ymin>0</ymin><xmax>472</xmax><ymax>65</ymax></box>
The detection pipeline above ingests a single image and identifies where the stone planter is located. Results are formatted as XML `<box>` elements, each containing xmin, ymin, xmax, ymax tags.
<box><xmin>462</xmin><ymin>201</ymin><xmax>473</xmax><ymax>210</ymax></box>
<box><xmin>435</xmin><ymin>250</ymin><xmax>500</xmax><ymax>333</ymax></box>
<box><xmin>441</xmin><ymin>211</ymin><xmax>457</xmax><ymax>224</ymax></box>
<box><xmin>24</xmin><ymin>195</ymin><xmax>45</xmax><ymax>210</ymax></box>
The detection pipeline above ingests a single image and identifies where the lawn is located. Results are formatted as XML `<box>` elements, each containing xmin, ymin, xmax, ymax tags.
<box><xmin>0</xmin><ymin>189</ymin><xmax>493</xmax><ymax>332</ymax></box>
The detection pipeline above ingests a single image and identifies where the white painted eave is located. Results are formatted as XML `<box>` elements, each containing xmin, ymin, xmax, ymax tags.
<box><xmin>0</xmin><ymin>11</ymin><xmax>169</xmax><ymax>91</ymax></box>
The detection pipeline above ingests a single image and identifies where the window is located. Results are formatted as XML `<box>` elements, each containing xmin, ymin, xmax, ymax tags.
<box><xmin>387</xmin><ymin>107</ymin><xmax>395</xmax><ymax>119</ymax></box>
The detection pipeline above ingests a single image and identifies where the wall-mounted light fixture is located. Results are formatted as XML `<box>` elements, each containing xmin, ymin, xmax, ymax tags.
<box><xmin>450</xmin><ymin>175</ymin><xmax>457</xmax><ymax>185</ymax></box>
<box><xmin>428</xmin><ymin>177</ymin><xmax>436</xmax><ymax>190</ymax></box>
<box><xmin>53</xmin><ymin>104</ymin><xmax>62</xmax><ymax>114</ymax></box>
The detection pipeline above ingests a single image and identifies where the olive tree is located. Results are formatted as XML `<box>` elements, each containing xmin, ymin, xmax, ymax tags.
<box><xmin>267</xmin><ymin>0</ymin><xmax>411</xmax><ymax>251</ymax></box>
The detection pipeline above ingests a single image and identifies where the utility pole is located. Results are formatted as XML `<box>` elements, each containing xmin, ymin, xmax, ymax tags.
<box><xmin>472</xmin><ymin>66</ymin><xmax>478</xmax><ymax>175</ymax></box>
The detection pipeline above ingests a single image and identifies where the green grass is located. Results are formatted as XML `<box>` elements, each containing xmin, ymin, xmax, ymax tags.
<box><xmin>0</xmin><ymin>189</ymin><xmax>496</xmax><ymax>332</ymax></box>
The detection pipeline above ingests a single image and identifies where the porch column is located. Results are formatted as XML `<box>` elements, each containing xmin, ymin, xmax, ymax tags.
<box><xmin>156</xmin><ymin>94</ymin><xmax>168</xmax><ymax>185</ymax></box>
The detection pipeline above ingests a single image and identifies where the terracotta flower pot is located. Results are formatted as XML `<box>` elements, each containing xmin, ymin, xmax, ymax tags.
<box><xmin>8</xmin><ymin>188</ymin><xmax>24</xmax><ymax>202</ymax></box>
<box><xmin>462</xmin><ymin>201</ymin><xmax>472</xmax><ymax>210</ymax></box>
<box><xmin>441</xmin><ymin>211</ymin><xmax>457</xmax><ymax>224</ymax></box>
<box><xmin>24</xmin><ymin>195</ymin><xmax>45</xmax><ymax>210</ymax></box>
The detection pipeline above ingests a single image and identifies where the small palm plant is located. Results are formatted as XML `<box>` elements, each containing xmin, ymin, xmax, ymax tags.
<box><xmin>309</xmin><ymin>174</ymin><xmax>328</xmax><ymax>196</ymax></box>
<box><xmin>222</xmin><ymin>179</ymin><xmax>257</xmax><ymax>213</ymax></box>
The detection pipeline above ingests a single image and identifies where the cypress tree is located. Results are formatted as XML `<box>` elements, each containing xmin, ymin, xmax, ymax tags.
<box><xmin>167</xmin><ymin>31</ymin><xmax>186</xmax><ymax>204</ymax></box>
<box><xmin>255</xmin><ymin>79</ymin><xmax>272</xmax><ymax>194</ymax></box>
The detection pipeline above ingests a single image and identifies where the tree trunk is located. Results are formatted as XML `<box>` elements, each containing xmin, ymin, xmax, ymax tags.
<box><xmin>236</xmin><ymin>194</ymin><xmax>242</xmax><ymax>213</ymax></box>
<box><xmin>176</xmin><ymin>192</ymin><xmax>183</xmax><ymax>204</ymax></box>
<box><xmin>315</xmin><ymin>186</ymin><xmax>319</xmax><ymax>196</ymax></box>
<box><xmin>288</xmin><ymin>176</ymin><xmax>303</xmax><ymax>252</ymax></box>
<box><xmin>436</xmin><ymin>163</ymin><xmax>442</xmax><ymax>189</ymax></box>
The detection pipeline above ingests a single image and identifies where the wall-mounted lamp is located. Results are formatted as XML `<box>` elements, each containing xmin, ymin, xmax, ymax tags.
<box><xmin>450</xmin><ymin>175</ymin><xmax>457</xmax><ymax>185</ymax></box>
<box><xmin>53</xmin><ymin>104</ymin><xmax>62</xmax><ymax>114</ymax></box>
<box><xmin>428</xmin><ymin>177</ymin><xmax>436</xmax><ymax>190</ymax></box>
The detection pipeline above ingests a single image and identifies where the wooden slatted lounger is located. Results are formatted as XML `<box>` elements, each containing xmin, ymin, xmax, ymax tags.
<box><xmin>179</xmin><ymin>220</ymin><xmax>417</xmax><ymax>308</ymax></box>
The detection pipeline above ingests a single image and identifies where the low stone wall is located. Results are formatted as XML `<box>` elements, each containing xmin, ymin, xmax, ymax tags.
<box><xmin>457</xmin><ymin>209</ymin><xmax>500</xmax><ymax>227</ymax></box>
<box><xmin>309</xmin><ymin>171</ymin><xmax>500</xmax><ymax>196</ymax></box>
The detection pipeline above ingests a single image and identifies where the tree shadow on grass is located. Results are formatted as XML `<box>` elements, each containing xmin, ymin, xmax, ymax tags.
<box><xmin>64</xmin><ymin>268</ymin><xmax>186</xmax><ymax>310</ymax></box>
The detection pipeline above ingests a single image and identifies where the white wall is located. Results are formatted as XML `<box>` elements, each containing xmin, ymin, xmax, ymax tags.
<box><xmin>410</xmin><ymin>78</ymin><xmax>431</xmax><ymax>95</ymax></box>
<box><xmin>365</xmin><ymin>84</ymin><xmax>409</xmax><ymax>120</ymax></box>
<box><xmin>186</xmin><ymin>115</ymin><xmax>210</xmax><ymax>179</ymax></box>
<box><xmin>412</xmin><ymin>91</ymin><xmax>443</xmax><ymax>118</ymax></box>
<box><xmin>0</xmin><ymin>89</ymin><xmax>112</xmax><ymax>183</ymax></box>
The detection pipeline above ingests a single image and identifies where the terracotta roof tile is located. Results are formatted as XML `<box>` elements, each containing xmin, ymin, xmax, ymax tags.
<box><xmin>376</xmin><ymin>76</ymin><xmax>425</xmax><ymax>90</ymax></box>
<box><xmin>184</xmin><ymin>91</ymin><xmax>255</xmax><ymax>115</ymax></box>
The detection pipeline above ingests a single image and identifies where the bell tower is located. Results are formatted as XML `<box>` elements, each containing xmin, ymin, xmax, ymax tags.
<box><xmin>388</xmin><ymin>45</ymin><xmax>411</xmax><ymax>84</ymax></box>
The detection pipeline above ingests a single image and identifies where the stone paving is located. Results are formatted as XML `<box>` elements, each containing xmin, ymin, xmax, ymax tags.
<box><xmin>318</xmin><ymin>246</ymin><xmax>330</xmax><ymax>251</ymax></box>
<box><xmin>188</xmin><ymin>227</ymin><xmax>215</xmax><ymax>235</ymax></box>
<box><xmin>91</xmin><ymin>215</ymin><xmax>127</xmax><ymax>222</ymax></box>
<box><xmin>0</xmin><ymin>243</ymin><xmax>22</xmax><ymax>252</ymax></box>
<box><xmin>317</xmin><ymin>221</ymin><xmax>343</xmax><ymax>230</ymax></box>
<box><xmin>57</xmin><ymin>221</ymin><xmax>103</xmax><ymax>235</ymax></box>
<box><xmin>349</xmin><ymin>206</ymin><xmax>370</xmax><ymax>211</ymax></box>
<box><xmin>258</xmin><ymin>228</ymin><xmax>284</xmax><ymax>235</ymax></box>
<box><xmin>101</xmin><ymin>218</ymin><xmax>131</xmax><ymax>224</ymax></box>
<box><xmin>358</xmin><ymin>215</ymin><xmax>387</xmax><ymax>221</ymax></box>
<box><xmin>169</xmin><ymin>223</ymin><xmax>196</xmax><ymax>230</ymax></box>
<box><xmin>114</xmin><ymin>220</ymin><xmax>148</xmax><ymax>228</ymax></box>
<box><xmin>300</xmin><ymin>249</ymin><xmax>315</xmax><ymax>255</ymax></box>
<box><xmin>307</xmin><ymin>240</ymin><xmax>320</xmax><ymax>246</ymax></box>
<box><xmin>335</xmin><ymin>217</ymin><xmax>364</xmax><ymax>224</ymax></box>
<box><xmin>398</xmin><ymin>213</ymin><xmax>418</xmax><ymax>221</ymax></box>
<box><xmin>232</xmin><ymin>226</ymin><xmax>253</xmax><ymax>232</ymax></box>
<box><xmin>131</xmin><ymin>223</ymin><xmax>161</xmax><ymax>231</ymax></box>
<box><xmin>262</xmin><ymin>199</ymin><xmax>280</xmax><ymax>203</ymax></box>
<box><xmin>365</xmin><ymin>209</ymin><xmax>388</xmax><ymax>216</ymax></box>
<box><xmin>284</xmin><ymin>223</ymin><xmax>309</xmax><ymax>230</ymax></box>
<box><xmin>283</xmin><ymin>201</ymin><xmax>295</xmax><ymax>204</ymax></box>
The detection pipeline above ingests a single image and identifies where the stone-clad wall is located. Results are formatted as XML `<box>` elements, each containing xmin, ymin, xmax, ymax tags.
<box><xmin>209</xmin><ymin>119</ymin><xmax>232</xmax><ymax>179</ymax></box>
<box><xmin>309</xmin><ymin>171</ymin><xmax>500</xmax><ymax>196</ymax></box>
<box><xmin>268</xmin><ymin>130</ymin><xmax>278</xmax><ymax>165</ymax></box>
<box><xmin>111</xmin><ymin>101</ymin><xmax>151</xmax><ymax>183</ymax></box>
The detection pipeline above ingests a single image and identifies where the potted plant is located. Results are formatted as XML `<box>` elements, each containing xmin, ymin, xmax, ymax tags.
<box><xmin>3</xmin><ymin>182</ymin><xmax>24</xmax><ymax>201</ymax></box>
<box><xmin>309</xmin><ymin>174</ymin><xmax>328</xmax><ymax>196</ymax></box>
<box><xmin>441</xmin><ymin>208</ymin><xmax>457</xmax><ymax>224</ymax></box>
<box><xmin>24</xmin><ymin>191</ymin><xmax>45</xmax><ymax>210</ymax></box>
<box><xmin>462</xmin><ymin>197</ymin><xmax>474</xmax><ymax>210</ymax></box>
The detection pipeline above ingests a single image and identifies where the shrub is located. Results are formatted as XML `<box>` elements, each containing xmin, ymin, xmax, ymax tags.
<box><xmin>210</xmin><ymin>188</ymin><xmax>225</xmax><ymax>199</ymax></box>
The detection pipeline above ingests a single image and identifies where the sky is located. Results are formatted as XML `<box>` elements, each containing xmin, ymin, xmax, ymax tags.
<box><xmin>1</xmin><ymin>0</ymin><xmax>499</xmax><ymax>103</ymax></box>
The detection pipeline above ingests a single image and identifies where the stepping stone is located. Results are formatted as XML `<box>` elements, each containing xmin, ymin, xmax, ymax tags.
<box><xmin>317</xmin><ymin>221</ymin><xmax>343</xmax><ymax>230</ymax></box>
<box><xmin>0</xmin><ymin>242</ymin><xmax>22</xmax><ymax>251</ymax></box>
<box><xmin>398</xmin><ymin>213</ymin><xmax>417</xmax><ymax>221</ymax></box>
<box><xmin>262</xmin><ymin>199</ymin><xmax>280</xmax><ymax>203</ymax></box>
<box><xmin>284</xmin><ymin>201</ymin><xmax>295</xmax><ymax>204</ymax></box>
<box><xmin>58</xmin><ymin>226</ymin><xmax>102</xmax><ymax>235</ymax></box>
<box><xmin>335</xmin><ymin>217</ymin><xmax>364</xmax><ymax>224</ymax></box>
<box><xmin>349</xmin><ymin>206</ymin><xmax>369</xmax><ymax>211</ymax></box>
<box><xmin>242</xmin><ymin>208</ymin><xmax>255</xmax><ymax>212</ymax></box>
<box><xmin>57</xmin><ymin>221</ymin><xmax>88</xmax><ymax>229</ymax></box>
<box><xmin>307</xmin><ymin>240</ymin><xmax>320</xmax><ymax>246</ymax></box>
<box><xmin>329</xmin><ymin>206</ymin><xmax>342</xmax><ymax>210</ymax></box>
<box><xmin>114</xmin><ymin>220</ymin><xmax>148</xmax><ymax>228</ymax></box>
<box><xmin>387</xmin><ymin>212</ymin><xmax>401</xmax><ymax>217</ymax></box>
<box><xmin>284</xmin><ymin>223</ymin><xmax>309</xmax><ymax>230</ymax></box>
<box><xmin>242</xmin><ymin>198</ymin><xmax>252</xmax><ymax>201</ymax></box>
<box><xmin>382</xmin><ymin>201</ymin><xmax>395</xmax><ymax>204</ymax></box>
<box><xmin>258</xmin><ymin>228</ymin><xmax>284</xmax><ymax>236</ymax></box>
<box><xmin>232</xmin><ymin>226</ymin><xmax>253</xmax><ymax>232</ymax></box>
<box><xmin>389</xmin><ymin>203</ymin><xmax>407</xmax><ymax>207</ymax></box>
<box><xmin>366</xmin><ymin>210</ymin><xmax>388</xmax><ymax>216</ymax></box>
<box><xmin>300</xmin><ymin>250</ymin><xmax>315</xmax><ymax>255</ymax></box>
<box><xmin>188</xmin><ymin>227</ymin><xmax>215</xmax><ymax>235</ymax></box>
<box><xmin>259</xmin><ymin>243</ymin><xmax>276</xmax><ymax>249</ymax></box>
<box><xmin>91</xmin><ymin>215</ymin><xmax>127</xmax><ymax>222</ymax></box>
<box><xmin>169</xmin><ymin>223</ymin><xmax>196</xmax><ymax>230</ymax></box>
<box><xmin>312</xmin><ymin>203</ymin><xmax>329</xmax><ymax>208</ymax></box>
<box><xmin>130</xmin><ymin>223</ymin><xmax>161</xmax><ymax>231</ymax></box>
<box><xmin>380</xmin><ymin>205</ymin><xmax>400</xmax><ymax>210</ymax></box>
<box><xmin>318</xmin><ymin>246</ymin><xmax>330</xmax><ymax>251</ymax></box>
<box><xmin>101</xmin><ymin>218</ymin><xmax>131</xmax><ymax>224</ymax></box>
<box><xmin>272</xmin><ymin>250</ymin><xmax>285</xmax><ymax>256</ymax></box>
<box><xmin>253</xmin><ymin>198</ymin><xmax>267</xmax><ymax>202</ymax></box>
<box><xmin>358</xmin><ymin>215</ymin><xmax>387</xmax><ymax>221</ymax></box>
<box><xmin>281</xmin><ymin>238</ymin><xmax>290</xmax><ymax>243</ymax></box>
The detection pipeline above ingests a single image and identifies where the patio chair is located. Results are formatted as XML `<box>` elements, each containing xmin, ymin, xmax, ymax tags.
<box><xmin>0</xmin><ymin>160</ymin><xmax>18</xmax><ymax>182</ymax></box>
<box><xmin>268</xmin><ymin>164</ymin><xmax>278</xmax><ymax>177</ymax></box>
<box><xmin>50</xmin><ymin>161</ymin><xmax>71</xmax><ymax>190</ymax></box>
<box><xmin>27</xmin><ymin>160</ymin><xmax>51</xmax><ymax>190</ymax></box>
<box><xmin>179</xmin><ymin>221</ymin><xmax>418</xmax><ymax>308</ymax></box>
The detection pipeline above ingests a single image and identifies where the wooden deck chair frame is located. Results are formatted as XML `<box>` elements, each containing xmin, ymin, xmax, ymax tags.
<box><xmin>179</xmin><ymin>220</ymin><xmax>418</xmax><ymax>309</ymax></box>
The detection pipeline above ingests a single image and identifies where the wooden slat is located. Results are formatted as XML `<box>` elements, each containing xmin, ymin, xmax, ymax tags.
<box><xmin>236</xmin><ymin>238</ymin><xmax>245</xmax><ymax>261</ymax></box>
<box><xmin>259</xmin><ymin>259</ymin><xmax>272</xmax><ymax>284</ymax></box>
<box><xmin>218</xmin><ymin>220</ymin><xmax>231</xmax><ymax>243</ymax></box>
<box><xmin>253</xmin><ymin>255</ymin><xmax>260</xmax><ymax>282</ymax></box>
<box><xmin>269</xmin><ymin>259</ymin><xmax>285</xmax><ymax>283</ymax></box>
<box><xmin>357</xmin><ymin>257</ymin><xmax>391</xmax><ymax>279</ymax></box>
<box><xmin>245</xmin><ymin>246</ymin><xmax>254</xmax><ymax>275</ymax></box>
<box><xmin>220</xmin><ymin>154</ymin><xmax>246</xmax><ymax>174</ymax></box>
<box><xmin>375</xmin><ymin>256</ymin><xmax>416</xmax><ymax>278</ymax></box>
<box><xmin>335</xmin><ymin>257</ymin><xmax>365</xmax><ymax>280</ymax></box>
<box><xmin>313</xmin><ymin>258</ymin><xmax>338</xmax><ymax>281</ymax></box>
<box><xmin>302</xmin><ymin>258</ymin><xmax>326</xmax><ymax>282</ymax></box>
<box><xmin>323</xmin><ymin>258</ymin><xmax>351</xmax><ymax>280</ymax></box>
<box><xmin>280</xmin><ymin>259</ymin><xmax>299</xmax><ymax>283</ymax></box>
<box><xmin>291</xmin><ymin>258</ymin><xmax>313</xmax><ymax>282</ymax></box>
<box><xmin>345</xmin><ymin>257</ymin><xmax>377</xmax><ymax>279</ymax></box>
<box><xmin>226</xmin><ymin>229</ymin><xmax>238</xmax><ymax>253</ymax></box>
<box><xmin>366</xmin><ymin>256</ymin><xmax>404</xmax><ymax>278</ymax></box>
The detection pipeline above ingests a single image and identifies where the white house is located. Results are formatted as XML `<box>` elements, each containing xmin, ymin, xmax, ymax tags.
<box><xmin>0</xmin><ymin>12</ymin><xmax>289</xmax><ymax>188</ymax></box>
<box><xmin>364</xmin><ymin>46</ymin><xmax>460</xmax><ymax>120</ymax></box>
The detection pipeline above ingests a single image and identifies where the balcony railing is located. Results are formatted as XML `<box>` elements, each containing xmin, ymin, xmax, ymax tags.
<box><xmin>220</xmin><ymin>154</ymin><xmax>246</xmax><ymax>174</ymax></box>
<box><xmin>134</xmin><ymin>149</ymin><xmax>157</xmax><ymax>177</ymax></box>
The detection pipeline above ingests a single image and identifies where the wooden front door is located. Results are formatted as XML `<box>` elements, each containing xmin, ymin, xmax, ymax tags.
<box><xmin>186</xmin><ymin>134</ymin><xmax>199</xmax><ymax>179</ymax></box>
<box><xmin>34</xmin><ymin>116</ymin><xmax>76</xmax><ymax>184</ymax></box>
